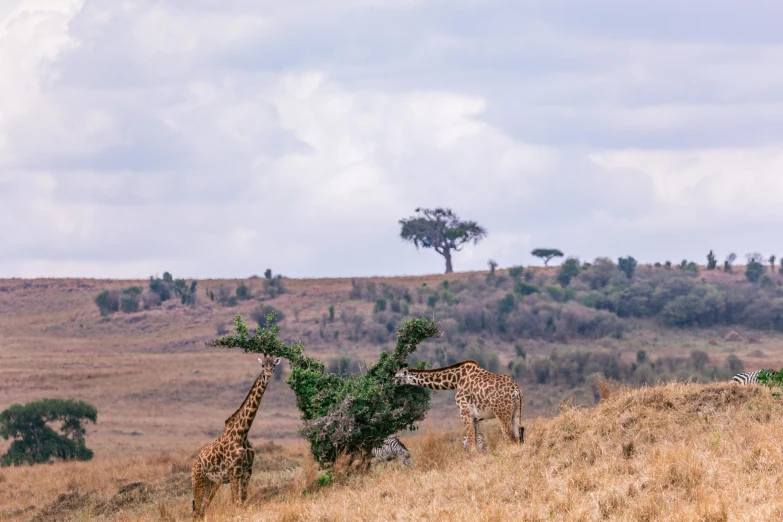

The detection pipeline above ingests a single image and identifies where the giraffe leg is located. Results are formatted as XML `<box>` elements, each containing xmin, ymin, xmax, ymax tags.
<box><xmin>230</xmin><ymin>475</ymin><xmax>240</xmax><ymax>505</ymax></box>
<box><xmin>201</xmin><ymin>481</ymin><xmax>219</xmax><ymax>516</ymax></box>
<box><xmin>460</xmin><ymin>409</ymin><xmax>478</xmax><ymax>453</ymax></box>
<box><xmin>240</xmin><ymin>447</ymin><xmax>254</xmax><ymax>504</ymax></box>
<box><xmin>497</xmin><ymin>412</ymin><xmax>516</xmax><ymax>444</ymax></box>
<box><xmin>191</xmin><ymin>462</ymin><xmax>207</xmax><ymax>520</ymax></box>
<box><xmin>240</xmin><ymin>469</ymin><xmax>252</xmax><ymax>504</ymax></box>
<box><xmin>192</xmin><ymin>479</ymin><xmax>204</xmax><ymax>519</ymax></box>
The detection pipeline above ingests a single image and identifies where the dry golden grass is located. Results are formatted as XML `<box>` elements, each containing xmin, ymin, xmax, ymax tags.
<box><xmin>247</xmin><ymin>382</ymin><xmax>783</xmax><ymax>521</ymax></box>
<box><xmin>2</xmin><ymin>381</ymin><xmax>782</xmax><ymax>521</ymax></box>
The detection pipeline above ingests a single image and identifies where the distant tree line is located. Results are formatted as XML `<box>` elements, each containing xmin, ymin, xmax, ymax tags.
<box><xmin>95</xmin><ymin>268</ymin><xmax>286</xmax><ymax>316</ymax></box>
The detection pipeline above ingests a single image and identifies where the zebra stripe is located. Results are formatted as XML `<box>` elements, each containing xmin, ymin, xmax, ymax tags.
<box><xmin>462</xmin><ymin>433</ymin><xmax>487</xmax><ymax>453</ymax></box>
<box><xmin>372</xmin><ymin>436</ymin><xmax>410</xmax><ymax>466</ymax></box>
<box><xmin>732</xmin><ymin>370</ymin><xmax>762</xmax><ymax>385</ymax></box>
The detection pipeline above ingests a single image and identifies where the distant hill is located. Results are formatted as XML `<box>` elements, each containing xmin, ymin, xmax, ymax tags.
<box><xmin>0</xmin><ymin>262</ymin><xmax>781</xmax><ymax>458</ymax></box>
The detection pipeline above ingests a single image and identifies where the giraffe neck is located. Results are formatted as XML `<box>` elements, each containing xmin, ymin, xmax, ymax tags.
<box><xmin>408</xmin><ymin>363</ymin><xmax>472</xmax><ymax>390</ymax></box>
<box><xmin>224</xmin><ymin>373</ymin><xmax>270</xmax><ymax>438</ymax></box>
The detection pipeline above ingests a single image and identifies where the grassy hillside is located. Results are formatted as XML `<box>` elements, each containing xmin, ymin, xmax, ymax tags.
<box><xmin>1</xmin><ymin>264</ymin><xmax>783</xmax><ymax>460</ymax></box>
<box><xmin>2</xmin><ymin>381</ymin><xmax>781</xmax><ymax>521</ymax></box>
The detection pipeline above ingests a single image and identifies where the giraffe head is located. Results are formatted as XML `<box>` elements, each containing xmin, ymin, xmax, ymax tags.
<box><xmin>393</xmin><ymin>368</ymin><xmax>414</xmax><ymax>385</ymax></box>
<box><xmin>258</xmin><ymin>354</ymin><xmax>281</xmax><ymax>380</ymax></box>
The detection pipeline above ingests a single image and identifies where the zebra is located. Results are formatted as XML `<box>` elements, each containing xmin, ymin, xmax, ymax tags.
<box><xmin>372</xmin><ymin>436</ymin><xmax>410</xmax><ymax>466</ymax></box>
<box><xmin>462</xmin><ymin>433</ymin><xmax>487</xmax><ymax>453</ymax></box>
<box><xmin>732</xmin><ymin>370</ymin><xmax>763</xmax><ymax>385</ymax></box>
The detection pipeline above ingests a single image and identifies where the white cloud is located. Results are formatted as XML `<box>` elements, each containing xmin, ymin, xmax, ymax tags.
<box><xmin>590</xmin><ymin>147</ymin><xmax>783</xmax><ymax>229</ymax></box>
<box><xmin>2</xmin><ymin>0</ymin><xmax>783</xmax><ymax>277</ymax></box>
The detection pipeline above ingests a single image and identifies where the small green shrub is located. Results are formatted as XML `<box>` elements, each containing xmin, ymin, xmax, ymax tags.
<box><xmin>120</xmin><ymin>287</ymin><xmax>142</xmax><ymax>313</ymax></box>
<box><xmin>236</xmin><ymin>282</ymin><xmax>252</xmax><ymax>300</ymax></box>
<box><xmin>746</xmin><ymin>259</ymin><xmax>765</xmax><ymax>283</ymax></box>
<box><xmin>706</xmin><ymin>250</ymin><xmax>717</xmax><ymax>270</ymax></box>
<box><xmin>557</xmin><ymin>258</ymin><xmax>580</xmax><ymax>286</ymax></box>
<box><xmin>508</xmin><ymin>266</ymin><xmax>524</xmax><ymax>279</ymax></box>
<box><xmin>514</xmin><ymin>280</ymin><xmax>538</xmax><ymax>296</ymax></box>
<box><xmin>263</xmin><ymin>270</ymin><xmax>286</xmax><ymax>298</ymax></box>
<box><xmin>95</xmin><ymin>290</ymin><xmax>120</xmax><ymax>316</ymax></box>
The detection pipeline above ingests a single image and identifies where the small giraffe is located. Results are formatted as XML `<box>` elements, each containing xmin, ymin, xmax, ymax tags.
<box><xmin>394</xmin><ymin>361</ymin><xmax>523</xmax><ymax>453</ymax></box>
<box><xmin>191</xmin><ymin>355</ymin><xmax>280</xmax><ymax>519</ymax></box>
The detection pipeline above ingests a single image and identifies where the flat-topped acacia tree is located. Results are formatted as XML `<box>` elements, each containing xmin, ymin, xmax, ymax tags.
<box><xmin>208</xmin><ymin>313</ymin><xmax>440</xmax><ymax>468</ymax></box>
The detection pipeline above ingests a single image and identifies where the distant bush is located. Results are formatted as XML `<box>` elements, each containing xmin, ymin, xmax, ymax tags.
<box><xmin>521</xmin><ymin>346</ymin><xmax>737</xmax><ymax>388</ymax></box>
<box><xmin>95</xmin><ymin>290</ymin><xmax>120</xmax><ymax>316</ymax></box>
<box><xmin>148</xmin><ymin>272</ymin><xmax>197</xmax><ymax>307</ymax></box>
<box><xmin>556</xmin><ymin>258</ymin><xmax>580</xmax><ymax>286</ymax></box>
<box><xmin>580</xmin><ymin>258</ymin><xmax>617</xmax><ymax>289</ymax></box>
<box><xmin>263</xmin><ymin>269</ymin><xmax>286</xmax><ymax>298</ymax></box>
<box><xmin>618</xmin><ymin>256</ymin><xmax>637</xmax><ymax>279</ymax></box>
<box><xmin>514</xmin><ymin>280</ymin><xmax>538</xmax><ymax>296</ymax></box>
<box><xmin>236</xmin><ymin>282</ymin><xmax>252</xmax><ymax>301</ymax></box>
<box><xmin>120</xmin><ymin>287</ymin><xmax>142</xmax><ymax>313</ymax></box>
<box><xmin>725</xmin><ymin>354</ymin><xmax>744</xmax><ymax>374</ymax></box>
<box><xmin>142</xmin><ymin>291</ymin><xmax>161</xmax><ymax>309</ymax></box>
<box><xmin>487</xmin><ymin>259</ymin><xmax>498</xmax><ymax>276</ymax></box>
<box><xmin>251</xmin><ymin>305</ymin><xmax>285</xmax><ymax>328</ymax></box>
<box><xmin>745</xmin><ymin>258</ymin><xmax>765</xmax><ymax>283</ymax></box>
<box><xmin>95</xmin><ymin>286</ymin><xmax>147</xmax><ymax>316</ymax></box>
<box><xmin>707</xmin><ymin>250</ymin><xmax>717</xmax><ymax>270</ymax></box>
<box><xmin>508</xmin><ymin>266</ymin><xmax>524</xmax><ymax>279</ymax></box>
<box><xmin>326</xmin><ymin>355</ymin><xmax>364</xmax><ymax>377</ymax></box>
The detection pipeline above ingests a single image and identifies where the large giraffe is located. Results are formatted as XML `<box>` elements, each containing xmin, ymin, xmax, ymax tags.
<box><xmin>191</xmin><ymin>355</ymin><xmax>280</xmax><ymax>519</ymax></box>
<box><xmin>393</xmin><ymin>361</ymin><xmax>523</xmax><ymax>452</ymax></box>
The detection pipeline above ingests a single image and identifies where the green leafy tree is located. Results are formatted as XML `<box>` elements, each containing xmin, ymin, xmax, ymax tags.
<box><xmin>399</xmin><ymin>207</ymin><xmax>487</xmax><ymax>273</ymax></box>
<box><xmin>208</xmin><ymin>314</ymin><xmax>440</xmax><ymax>468</ymax></box>
<box><xmin>0</xmin><ymin>399</ymin><xmax>97</xmax><ymax>466</ymax></box>
<box><xmin>706</xmin><ymin>250</ymin><xmax>717</xmax><ymax>270</ymax></box>
<box><xmin>556</xmin><ymin>258</ymin><xmax>580</xmax><ymax>286</ymax></box>
<box><xmin>618</xmin><ymin>256</ymin><xmax>637</xmax><ymax>279</ymax></box>
<box><xmin>770</xmin><ymin>255</ymin><xmax>777</xmax><ymax>273</ymax></box>
<box><xmin>531</xmin><ymin>248</ymin><xmax>564</xmax><ymax>267</ymax></box>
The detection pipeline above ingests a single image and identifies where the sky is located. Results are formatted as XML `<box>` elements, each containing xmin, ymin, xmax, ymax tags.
<box><xmin>2</xmin><ymin>0</ymin><xmax>783</xmax><ymax>279</ymax></box>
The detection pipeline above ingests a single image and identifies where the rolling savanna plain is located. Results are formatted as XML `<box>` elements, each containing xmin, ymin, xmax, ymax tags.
<box><xmin>2</xmin><ymin>261</ymin><xmax>783</xmax><ymax>521</ymax></box>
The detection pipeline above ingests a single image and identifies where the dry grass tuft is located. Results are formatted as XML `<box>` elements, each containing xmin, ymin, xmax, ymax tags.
<box><xmin>595</xmin><ymin>376</ymin><xmax>628</xmax><ymax>402</ymax></box>
<box><xmin>413</xmin><ymin>430</ymin><xmax>460</xmax><ymax>472</ymax></box>
<box><xmin>293</xmin><ymin>452</ymin><xmax>319</xmax><ymax>494</ymax></box>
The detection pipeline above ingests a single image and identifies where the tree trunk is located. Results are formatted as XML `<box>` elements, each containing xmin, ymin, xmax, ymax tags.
<box><xmin>444</xmin><ymin>250</ymin><xmax>453</xmax><ymax>273</ymax></box>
